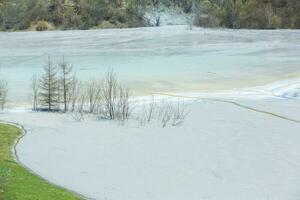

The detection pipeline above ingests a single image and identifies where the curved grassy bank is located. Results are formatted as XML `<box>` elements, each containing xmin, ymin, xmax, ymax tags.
<box><xmin>0</xmin><ymin>123</ymin><xmax>83</xmax><ymax>200</ymax></box>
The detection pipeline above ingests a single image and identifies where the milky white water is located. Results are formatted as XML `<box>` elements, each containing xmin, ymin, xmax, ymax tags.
<box><xmin>0</xmin><ymin>25</ymin><xmax>300</xmax><ymax>104</ymax></box>
<box><xmin>2</xmin><ymin>99</ymin><xmax>300</xmax><ymax>200</ymax></box>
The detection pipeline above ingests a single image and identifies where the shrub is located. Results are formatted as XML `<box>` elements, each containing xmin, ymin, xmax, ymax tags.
<box><xmin>98</xmin><ymin>21</ymin><xmax>128</xmax><ymax>29</ymax></box>
<box><xmin>33</xmin><ymin>21</ymin><xmax>54</xmax><ymax>31</ymax></box>
<box><xmin>271</xmin><ymin>15</ymin><xmax>282</xmax><ymax>28</ymax></box>
<box><xmin>98</xmin><ymin>21</ymin><xmax>116</xmax><ymax>29</ymax></box>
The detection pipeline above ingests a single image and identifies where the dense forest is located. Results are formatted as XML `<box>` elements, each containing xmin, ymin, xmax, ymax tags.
<box><xmin>0</xmin><ymin>0</ymin><xmax>299</xmax><ymax>31</ymax></box>
<box><xmin>194</xmin><ymin>0</ymin><xmax>300</xmax><ymax>29</ymax></box>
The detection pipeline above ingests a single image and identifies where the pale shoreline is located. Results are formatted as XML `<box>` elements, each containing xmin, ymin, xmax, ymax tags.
<box><xmin>5</xmin><ymin>76</ymin><xmax>300</xmax><ymax>111</ymax></box>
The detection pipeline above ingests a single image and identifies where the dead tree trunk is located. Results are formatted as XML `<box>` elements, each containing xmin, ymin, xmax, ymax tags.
<box><xmin>59</xmin><ymin>56</ymin><xmax>74</xmax><ymax>112</ymax></box>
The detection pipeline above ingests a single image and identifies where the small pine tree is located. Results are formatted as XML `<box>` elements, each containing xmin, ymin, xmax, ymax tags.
<box><xmin>39</xmin><ymin>56</ymin><xmax>59</xmax><ymax>111</ymax></box>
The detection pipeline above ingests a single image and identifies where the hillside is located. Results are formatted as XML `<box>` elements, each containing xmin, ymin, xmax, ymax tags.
<box><xmin>0</xmin><ymin>0</ymin><xmax>299</xmax><ymax>31</ymax></box>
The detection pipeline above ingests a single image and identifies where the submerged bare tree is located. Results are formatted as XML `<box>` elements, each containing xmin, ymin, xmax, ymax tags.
<box><xmin>0</xmin><ymin>79</ymin><xmax>8</xmax><ymax>110</ymax></box>
<box><xmin>137</xmin><ymin>98</ymin><xmax>189</xmax><ymax>127</ymax></box>
<box><xmin>31</xmin><ymin>74</ymin><xmax>39</xmax><ymax>111</ymax></box>
<box><xmin>101</xmin><ymin>70</ymin><xmax>132</xmax><ymax>121</ymax></box>
<box><xmin>116</xmin><ymin>86</ymin><xmax>131</xmax><ymax>121</ymax></box>
<box><xmin>86</xmin><ymin>80</ymin><xmax>101</xmax><ymax>114</ymax></box>
<box><xmin>59</xmin><ymin>57</ymin><xmax>74</xmax><ymax>112</ymax></box>
<box><xmin>146</xmin><ymin>96</ymin><xmax>156</xmax><ymax>123</ymax></box>
<box><xmin>158</xmin><ymin>100</ymin><xmax>189</xmax><ymax>127</ymax></box>
<box><xmin>72</xmin><ymin>92</ymin><xmax>86</xmax><ymax>122</ymax></box>
<box><xmin>39</xmin><ymin>57</ymin><xmax>59</xmax><ymax>111</ymax></box>
<box><xmin>171</xmin><ymin>100</ymin><xmax>189</xmax><ymax>126</ymax></box>
<box><xmin>101</xmin><ymin>70</ymin><xmax>118</xmax><ymax>120</ymax></box>
<box><xmin>69</xmin><ymin>75</ymin><xmax>80</xmax><ymax>112</ymax></box>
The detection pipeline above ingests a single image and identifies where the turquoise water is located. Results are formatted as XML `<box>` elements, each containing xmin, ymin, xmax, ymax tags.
<box><xmin>0</xmin><ymin>25</ymin><xmax>300</xmax><ymax>103</ymax></box>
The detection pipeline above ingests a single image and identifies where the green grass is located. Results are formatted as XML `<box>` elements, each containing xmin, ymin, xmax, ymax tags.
<box><xmin>0</xmin><ymin>123</ymin><xmax>83</xmax><ymax>200</ymax></box>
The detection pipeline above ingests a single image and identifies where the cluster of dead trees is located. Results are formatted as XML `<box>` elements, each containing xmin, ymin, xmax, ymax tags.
<box><xmin>31</xmin><ymin>57</ymin><xmax>132</xmax><ymax>122</ymax></box>
<box><xmin>31</xmin><ymin>57</ymin><xmax>189</xmax><ymax>126</ymax></box>
<box><xmin>137</xmin><ymin>97</ymin><xmax>189</xmax><ymax>127</ymax></box>
<box><xmin>71</xmin><ymin>70</ymin><xmax>132</xmax><ymax>122</ymax></box>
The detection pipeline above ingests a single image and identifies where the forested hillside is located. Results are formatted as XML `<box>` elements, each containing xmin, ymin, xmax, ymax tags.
<box><xmin>0</xmin><ymin>0</ymin><xmax>299</xmax><ymax>31</ymax></box>
<box><xmin>194</xmin><ymin>0</ymin><xmax>300</xmax><ymax>29</ymax></box>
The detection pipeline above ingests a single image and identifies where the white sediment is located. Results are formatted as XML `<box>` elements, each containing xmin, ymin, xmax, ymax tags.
<box><xmin>1</xmin><ymin>94</ymin><xmax>300</xmax><ymax>200</ymax></box>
